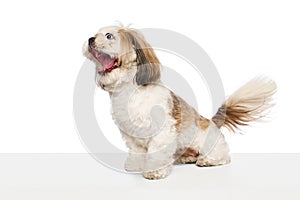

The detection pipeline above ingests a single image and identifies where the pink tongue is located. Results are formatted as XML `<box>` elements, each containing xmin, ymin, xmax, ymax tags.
<box><xmin>98</xmin><ymin>57</ymin><xmax>115</xmax><ymax>73</ymax></box>
<box><xmin>91</xmin><ymin>49</ymin><xmax>115</xmax><ymax>73</ymax></box>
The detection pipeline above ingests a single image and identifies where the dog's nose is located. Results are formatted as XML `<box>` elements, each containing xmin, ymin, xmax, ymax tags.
<box><xmin>88</xmin><ymin>37</ymin><xmax>96</xmax><ymax>46</ymax></box>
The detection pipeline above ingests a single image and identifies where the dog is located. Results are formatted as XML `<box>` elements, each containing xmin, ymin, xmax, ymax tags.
<box><xmin>83</xmin><ymin>25</ymin><xmax>276</xmax><ymax>180</ymax></box>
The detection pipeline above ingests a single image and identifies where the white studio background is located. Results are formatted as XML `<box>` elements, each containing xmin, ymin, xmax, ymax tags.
<box><xmin>0</xmin><ymin>0</ymin><xmax>299</xmax><ymax>153</ymax></box>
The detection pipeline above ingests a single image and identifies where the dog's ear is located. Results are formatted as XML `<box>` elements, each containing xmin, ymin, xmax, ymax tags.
<box><xmin>135</xmin><ymin>46</ymin><xmax>161</xmax><ymax>86</ymax></box>
<box><xmin>119</xmin><ymin>29</ymin><xmax>161</xmax><ymax>86</ymax></box>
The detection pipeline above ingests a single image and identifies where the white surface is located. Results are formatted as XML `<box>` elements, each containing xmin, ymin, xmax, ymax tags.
<box><xmin>0</xmin><ymin>154</ymin><xmax>299</xmax><ymax>199</ymax></box>
<box><xmin>0</xmin><ymin>0</ymin><xmax>300</xmax><ymax>153</ymax></box>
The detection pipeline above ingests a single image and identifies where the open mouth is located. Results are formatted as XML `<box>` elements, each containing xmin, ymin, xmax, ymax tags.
<box><xmin>88</xmin><ymin>47</ymin><xmax>118</xmax><ymax>74</ymax></box>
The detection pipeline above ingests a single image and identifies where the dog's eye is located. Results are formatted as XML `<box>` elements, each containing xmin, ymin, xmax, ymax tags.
<box><xmin>105</xmin><ymin>33</ymin><xmax>114</xmax><ymax>40</ymax></box>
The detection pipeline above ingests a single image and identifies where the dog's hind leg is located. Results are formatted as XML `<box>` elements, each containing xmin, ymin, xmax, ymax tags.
<box><xmin>196</xmin><ymin>126</ymin><xmax>231</xmax><ymax>167</ymax></box>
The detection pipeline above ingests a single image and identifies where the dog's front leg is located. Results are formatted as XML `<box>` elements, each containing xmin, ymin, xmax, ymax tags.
<box><xmin>143</xmin><ymin>133</ymin><xmax>177</xmax><ymax>180</ymax></box>
<box><xmin>123</xmin><ymin>133</ymin><xmax>147</xmax><ymax>172</ymax></box>
<box><xmin>124</xmin><ymin>148</ymin><xmax>147</xmax><ymax>173</ymax></box>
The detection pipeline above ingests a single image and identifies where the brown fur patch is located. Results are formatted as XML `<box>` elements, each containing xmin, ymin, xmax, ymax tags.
<box><xmin>183</xmin><ymin>148</ymin><xmax>199</xmax><ymax>157</ymax></box>
<box><xmin>170</xmin><ymin>91</ymin><xmax>181</xmax><ymax>132</ymax></box>
<box><xmin>197</xmin><ymin>116</ymin><xmax>210</xmax><ymax>130</ymax></box>
<box><xmin>169</xmin><ymin>91</ymin><xmax>210</xmax><ymax>133</ymax></box>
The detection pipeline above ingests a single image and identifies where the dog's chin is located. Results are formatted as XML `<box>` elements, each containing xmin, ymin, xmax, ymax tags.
<box><xmin>88</xmin><ymin>47</ymin><xmax>119</xmax><ymax>75</ymax></box>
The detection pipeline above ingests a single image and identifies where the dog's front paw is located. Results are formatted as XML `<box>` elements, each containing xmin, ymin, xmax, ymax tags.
<box><xmin>143</xmin><ymin>165</ymin><xmax>172</xmax><ymax>180</ymax></box>
<box><xmin>124</xmin><ymin>161</ymin><xmax>142</xmax><ymax>172</ymax></box>
<box><xmin>124</xmin><ymin>156</ymin><xmax>144</xmax><ymax>172</ymax></box>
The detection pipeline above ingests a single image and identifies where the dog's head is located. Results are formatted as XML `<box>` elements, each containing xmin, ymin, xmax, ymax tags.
<box><xmin>83</xmin><ymin>26</ymin><xmax>161</xmax><ymax>90</ymax></box>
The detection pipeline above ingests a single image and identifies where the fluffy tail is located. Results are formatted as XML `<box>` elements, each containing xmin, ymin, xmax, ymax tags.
<box><xmin>212</xmin><ymin>77</ymin><xmax>277</xmax><ymax>133</ymax></box>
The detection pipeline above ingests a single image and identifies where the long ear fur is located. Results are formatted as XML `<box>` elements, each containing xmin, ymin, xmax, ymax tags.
<box><xmin>119</xmin><ymin>28</ymin><xmax>161</xmax><ymax>85</ymax></box>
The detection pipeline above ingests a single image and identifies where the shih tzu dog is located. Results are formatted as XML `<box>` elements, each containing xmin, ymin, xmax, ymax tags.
<box><xmin>83</xmin><ymin>25</ymin><xmax>276</xmax><ymax>180</ymax></box>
